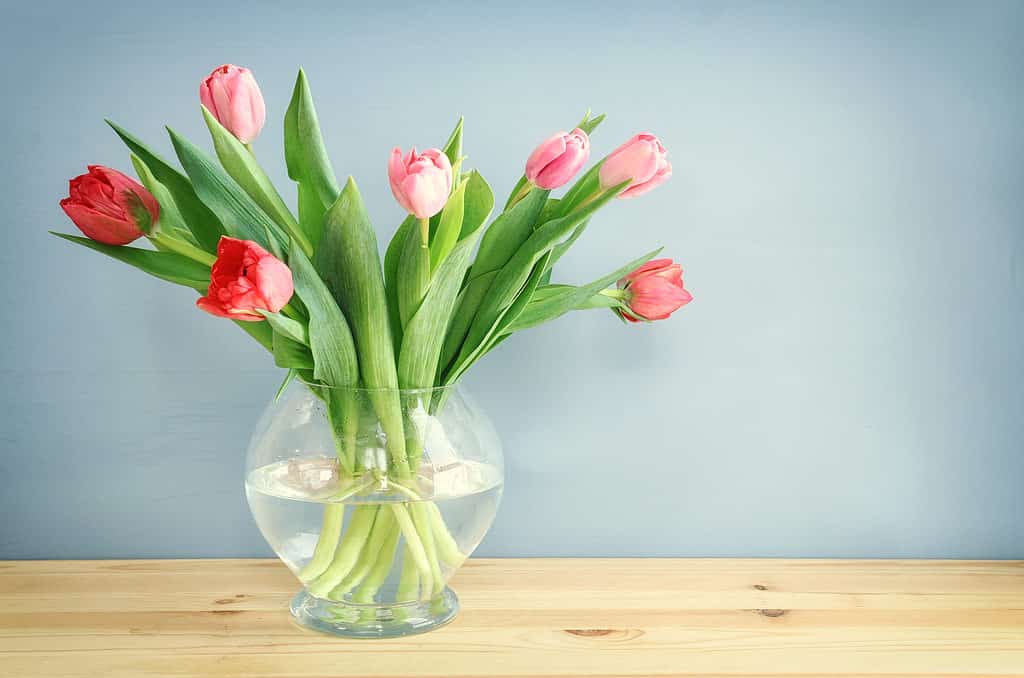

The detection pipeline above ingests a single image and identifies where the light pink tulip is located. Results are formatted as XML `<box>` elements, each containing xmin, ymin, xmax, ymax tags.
<box><xmin>388</xmin><ymin>147</ymin><xmax>453</xmax><ymax>219</ymax></box>
<box><xmin>617</xmin><ymin>258</ymin><xmax>692</xmax><ymax>322</ymax></box>
<box><xmin>60</xmin><ymin>165</ymin><xmax>160</xmax><ymax>245</ymax></box>
<box><xmin>199</xmin><ymin>64</ymin><xmax>266</xmax><ymax>144</ymax></box>
<box><xmin>599</xmin><ymin>133</ymin><xmax>672</xmax><ymax>198</ymax></box>
<box><xmin>196</xmin><ymin>237</ymin><xmax>293</xmax><ymax>322</ymax></box>
<box><xmin>525</xmin><ymin>128</ymin><xmax>590</xmax><ymax>189</ymax></box>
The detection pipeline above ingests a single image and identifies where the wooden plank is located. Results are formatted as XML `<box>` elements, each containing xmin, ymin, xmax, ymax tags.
<box><xmin>0</xmin><ymin>559</ymin><xmax>1022</xmax><ymax>677</ymax></box>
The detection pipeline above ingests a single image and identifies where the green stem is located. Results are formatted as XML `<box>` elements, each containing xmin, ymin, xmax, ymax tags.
<box><xmin>329</xmin><ymin>508</ymin><xmax>397</xmax><ymax>599</ymax></box>
<box><xmin>150</xmin><ymin>233</ymin><xmax>216</xmax><ymax>266</ymax></box>
<box><xmin>396</xmin><ymin>545</ymin><xmax>420</xmax><ymax>602</ymax></box>
<box><xmin>411</xmin><ymin>503</ymin><xmax>443</xmax><ymax>597</ymax></box>
<box><xmin>426</xmin><ymin>502</ymin><xmax>464</xmax><ymax>566</ymax></box>
<box><xmin>306</xmin><ymin>505</ymin><xmax>378</xmax><ymax>598</ymax></box>
<box><xmin>419</xmin><ymin>217</ymin><xmax>430</xmax><ymax>249</ymax></box>
<box><xmin>297</xmin><ymin>503</ymin><xmax>346</xmax><ymax>583</ymax></box>
<box><xmin>353</xmin><ymin>520</ymin><xmax>402</xmax><ymax>604</ymax></box>
<box><xmin>390</xmin><ymin>504</ymin><xmax>433</xmax><ymax>599</ymax></box>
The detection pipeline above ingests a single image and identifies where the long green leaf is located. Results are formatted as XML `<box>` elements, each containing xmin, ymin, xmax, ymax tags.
<box><xmin>429</xmin><ymin>178</ymin><xmax>466</xmax><ymax>272</ymax></box>
<box><xmin>106</xmin><ymin>120</ymin><xmax>224</xmax><ymax>252</ymax></box>
<box><xmin>449</xmin><ymin>183</ymin><xmax>627</xmax><ymax>375</ymax></box>
<box><xmin>288</xmin><ymin>241</ymin><xmax>358</xmax><ymax>388</ymax></box>
<box><xmin>460</xmin><ymin>170</ymin><xmax>493</xmax><ymax>239</ymax></box>
<box><xmin>285</xmin><ymin>69</ymin><xmax>340</xmax><ymax>250</ymax></box>
<box><xmin>442</xmin><ymin>117</ymin><xmax>464</xmax><ymax>168</ymax></box>
<box><xmin>317</xmin><ymin>179</ymin><xmax>408</xmax><ymax>473</ymax></box>
<box><xmin>129</xmin><ymin>154</ymin><xmax>187</xmax><ymax>238</ymax></box>
<box><xmin>505</xmin><ymin>248</ymin><xmax>662</xmax><ymax>333</ymax></box>
<box><xmin>167</xmin><ymin>127</ymin><xmax>287</xmax><ymax>253</ymax></box>
<box><xmin>258</xmin><ymin>310</ymin><xmax>309</xmax><ymax>345</ymax></box>
<box><xmin>201</xmin><ymin>106</ymin><xmax>309</xmax><ymax>255</ymax></box>
<box><xmin>396</xmin><ymin>222</ymin><xmax>430</xmax><ymax>330</ymax></box>
<box><xmin>384</xmin><ymin>215</ymin><xmax>416</xmax><ymax>350</ymax></box>
<box><xmin>234</xmin><ymin>320</ymin><xmax>274</xmax><ymax>352</ymax></box>
<box><xmin>444</xmin><ymin>252</ymin><xmax>550</xmax><ymax>384</ymax></box>
<box><xmin>51</xmin><ymin>232</ymin><xmax>210</xmax><ymax>291</ymax></box>
<box><xmin>439</xmin><ymin>271</ymin><xmax>494</xmax><ymax>376</ymax></box>
<box><xmin>469</xmin><ymin>187</ymin><xmax>548</xmax><ymax>280</ymax></box>
<box><xmin>399</xmin><ymin>199</ymin><xmax>488</xmax><ymax>389</ymax></box>
<box><xmin>273</xmin><ymin>331</ymin><xmax>314</xmax><ymax>370</ymax></box>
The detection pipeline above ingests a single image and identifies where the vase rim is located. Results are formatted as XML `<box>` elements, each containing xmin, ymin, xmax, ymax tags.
<box><xmin>296</xmin><ymin>378</ymin><xmax>461</xmax><ymax>396</ymax></box>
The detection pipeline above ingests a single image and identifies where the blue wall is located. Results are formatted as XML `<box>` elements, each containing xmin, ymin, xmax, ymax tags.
<box><xmin>2</xmin><ymin>0</ymin><xmax>1022</xmax><ymax>559</ymax></box>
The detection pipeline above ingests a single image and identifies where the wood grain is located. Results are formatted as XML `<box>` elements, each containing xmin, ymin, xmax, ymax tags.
<box><xmin>0</xmin><ymin>558</ymin><xmax>1022</xmax><ymax>677</ymax></box>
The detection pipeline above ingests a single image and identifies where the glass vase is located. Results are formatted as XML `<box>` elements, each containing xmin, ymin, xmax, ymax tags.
<box><xmin>244</xmin><ymin>380</ymin><xmax>503</xmax><ymax>638</ymax></box>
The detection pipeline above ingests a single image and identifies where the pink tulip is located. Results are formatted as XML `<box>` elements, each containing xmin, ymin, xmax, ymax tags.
<box><xmin>599</xmin><ymin>133</ymin><xmax>672</xmax><ymax>199</ymax></box>
<box><xmin>617</xmin><ymin>258</ymin><xmax>692</xmax><ymax>322</ymax></box>
<box><xmin>60</xmin><ymin>165</ymin><xmax>159</xmax><ymax>246</ymax></box>
<box><xmin>199</xmin><ymin>64</ymin><xmax>266</xmax><ymax>144</ymax></box>
<box><xmin>196</xmin><ymin>237</ymin><xmax>293</xmax><ymax>322</ymax></box>
<box><xmin>388</xmin><ymin>147</ymin><xmax>453</xmax><ymax>220</ymax></box>
<box><xmin>525</xmin><ymin>128</ymin><xmax>590</xmax><ymax>189</ymax></box>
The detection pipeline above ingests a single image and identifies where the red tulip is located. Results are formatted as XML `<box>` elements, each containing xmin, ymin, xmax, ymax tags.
<box><xmin>196</xmin><ymin>237</ymin><xmax>293</xmax><ymax>322</ymax></box>
<box><xmin>617</xmin><ymin>258</ymin><xmax>692</xmax><ymax>322</ymax></box>
<box><xmin>199</xmin><ymin>64</ymin><xmax>266</xmax><ymax>144</ymax></box>
<box><xmin>525</xmin><ymin>128</ymin><xmax>590</xmax><ymax>189</ymax></box>
<box><xmin>599</xmin><ymin>133</ymin><xmax>672</xmax><ymax>199</ymax></box>
<box><xmin>60</xmin><ymin>165</ymin><xmax>159</xmax><ymax>245</ymax></box>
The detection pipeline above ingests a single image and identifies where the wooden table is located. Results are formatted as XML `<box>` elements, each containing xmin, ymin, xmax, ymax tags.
<box><xmin>1</xmin><ymin>559</ymin><xmax>1022</xmax><ymax>677</ymax></box>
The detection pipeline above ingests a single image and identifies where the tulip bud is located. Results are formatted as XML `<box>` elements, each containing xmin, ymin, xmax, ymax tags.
<box><xmin>196</xmin><ymin>237</ymin><xmax>294</xmax><ymax>322</ymax></box>
<box><xmin>60</xmin><ymin>165</ymin><xmax>160</xmax><ymax>246</ymax></box>
<box><xmin>199</xmin><ymin>64</ymin><xmax>266</xmax><ymax>144</ymax></box>
<box><xmin>525</xmin><ymin>128</ymin><xmax>590</xmax><ymax>190</ymax></box>
<box><xmin>599</xmin><ymin>133</ymin><xmax>672</xmax><ymax>198</ymax></box>
<box><xmin>616</xmin><ymin>258</ymin><xmax>692</xmax><ymax>322</ymax></box>
<box><xmin>388</xmin><ymin>147</ymin><xmax>453</xmax><ymax>220</ymax></box>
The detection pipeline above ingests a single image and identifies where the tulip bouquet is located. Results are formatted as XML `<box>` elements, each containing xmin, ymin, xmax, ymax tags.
<box><xmin>54</xmin><ymin>64</ymin><xmax>691</xmax><ymax>633</ymax></box>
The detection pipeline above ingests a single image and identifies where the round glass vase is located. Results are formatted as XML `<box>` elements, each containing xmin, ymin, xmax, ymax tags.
<box><xmin>244</xmin><ymin>380</ymin><xmax>503</xmax><ymax>638</ymax></box>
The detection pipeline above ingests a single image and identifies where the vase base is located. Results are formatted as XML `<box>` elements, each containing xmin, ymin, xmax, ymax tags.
<box><xmin>289</xmin><ymin>587</ymin><xmax>459</xmax><ymax>638</ymax></box>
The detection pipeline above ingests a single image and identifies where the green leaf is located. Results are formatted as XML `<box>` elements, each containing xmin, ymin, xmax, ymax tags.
<box><xmin>400</xmin><ymin>230</ymin><xmax>482</xmax><ymax>389</ymax></box>
<box><xmin>460</xmin><ymin>170</ymin><xmax>493</xmax><ymax>239</ymax></box>
<box><xmin>505</xmin><ymin>248</ymin><xmax>661</xmax><ymax>333</ymax></box>
<box><xmin>400</xmin><ymin>186</ymin><xmax>490</xmax><ymax>389</ymax></box>
<box><xmin>274</xmin><ymin>368</ymin><xmax>298</xmax><ymax>401</ymax></box>
<box><xmin>384</xmin><ymin>215</ymin><xmax>416</xmax><ymax>350</ymax></box>
<box><xmin>51</xmin><ymin>232</ymin><xmax>210</xmax><ymax>292</ymax></box>
<box><xmin>273</xmin><ymin>331</ymin><xmax>314</xmax><ymax>370</ymax></box>
<box><xmin>444</xmin><ymin>252</ymin><xmax>550</xmax><ymax>385</ymax></box>
<box><xmin>470</xmin><ymin>187</ymin><xmax>548</xmax><ymax>280</ymax></box>
<box><xmin>557</xmin><ymin>159</ymin><xmax>604</xmax><ymax>218</ymax></box>
<box><xmin>439</xmin><ymin>270</ymin><xmax>494</xmax><ymax>376</ymax></box>
<box><xmin>429</xmin><ymin>178</ymin><xmax>466</xmax><ymax>272</ymax></box>
<box><xmin>317</xmin><ymin>178</ymin><xmax>408</xmax><ymax>473</ymax></box>
<box><xmin>288</xmin><ymin>240</ymin><xmax>358</xmax><ymax>388</ymax></box>
<box><xmin>503</xmin><ymin>175</ymin><xmax>530</xmax><ymax>211</ymax></box>
<box><xmin>234</xmin><ymin>320</ymin><xmax>274</xmax><ymax>352</ymax></box>
<box><xmin>258</xmin><ymin>310</ymin><xmax>309</xmax><ymax>345</ymax></box>
<box><xmin>130</xmin><ymin>154</ymin><xmax>190</xmax><ymax>239</ymax></box>
<box><xmin>447</xmin><ymin>182</ymin><xmax>627</xmax><ymax>377</ymax></box>
<box><xmin>442</xmin><ymin>116</ymin><xmax>463</xmax><ymax>168</ymax></box>
<box><xmin>396</xmin><ymin>221</ymin><xmax>431</xmax><ymax>330</ymax></box>
<box><xmin>107</xmin><ymin>120</ymin><xmax>224</xmax><ymax>252</ymax></box>
<box><xmin>167</xmin><ymin>127</ymin><xmax>288</xmax><ymax>253</ymax></box>
<box><xmin>285</xmin><ymin>69</ymin><xmax>340</xmax><ymax>250</ymax></box>
<box><xmin>201</xmin><ymin>106</ymin><xmax>309</xmax><ymax>255</ymax></box>
<box><xmin>576</xmin><ymin>110</ymin><xmax>606</xmax><ymax>135</ymax></box>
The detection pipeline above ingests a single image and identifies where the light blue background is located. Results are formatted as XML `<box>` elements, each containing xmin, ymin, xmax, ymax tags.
<box><xmin>2</xmin><ymin>1</ymin><xmax>1022</xmax><ymax>559</ymax></box>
